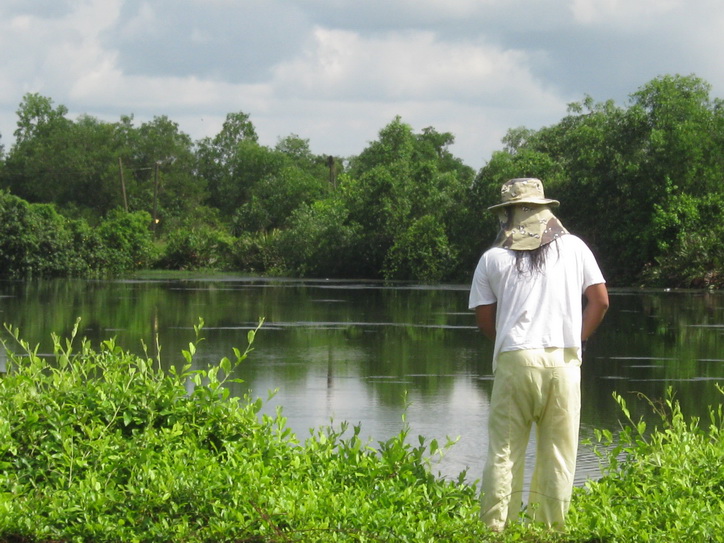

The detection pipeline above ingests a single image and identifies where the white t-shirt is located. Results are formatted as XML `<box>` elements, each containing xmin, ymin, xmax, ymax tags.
<box><xmin>468</xmin><ymin>234</ymin><xmax>605</xmax><ymax>369</ymax></box>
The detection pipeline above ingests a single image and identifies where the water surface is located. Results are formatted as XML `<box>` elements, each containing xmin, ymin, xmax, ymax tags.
<box><xmin>1</xmin><ymin>275</ymin><xmax>723</xmax><ymax>486</ymax></box>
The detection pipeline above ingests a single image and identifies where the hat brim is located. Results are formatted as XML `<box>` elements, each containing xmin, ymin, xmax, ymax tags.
<box><xmin>487</xmin><ymin>198</ymin><xmax>560</xmax><ymax>211</ymax></box>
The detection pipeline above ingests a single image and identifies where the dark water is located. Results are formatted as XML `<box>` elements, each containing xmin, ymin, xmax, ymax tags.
<box><xmin>1</xmin><ymin>275</ymin><xmax>723</xmax><ymax>487</ymax></box>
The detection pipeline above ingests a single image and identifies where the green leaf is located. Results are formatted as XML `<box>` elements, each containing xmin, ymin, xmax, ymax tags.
<box><xmin>220</xmin><ymin>357</ymin><xmax>231</xmax><ymax>374</ymax></box>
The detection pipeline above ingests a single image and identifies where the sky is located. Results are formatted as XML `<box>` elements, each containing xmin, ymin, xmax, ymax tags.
<box><xmin>1</xmin><ymin>0</ymin><xmax>722</xmax><ymax>170</ymax></box>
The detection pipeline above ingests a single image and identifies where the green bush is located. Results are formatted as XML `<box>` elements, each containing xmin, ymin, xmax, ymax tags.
<box><xmin>0</xmin><ymin>192</ymin><xmax>159</xmax><ymax>278</ymax></box>
<box><xmin>278</xmin><ymin>199</ymin><xmax>361</xmax><ymax>278</ymax></box>
<box><xmin>159</xmin><ymin>226</ymin><xmax>235</xmax><ymax>270</ymax></box>
<box><xmin>0</xmin><ymin>191</ymin><xmax>106</xmax><ymax>278</ymax></box>
<box><xmin>566</xmin><ymin>389</ymin><xmax>724</xmax><ymax>541</ymax></box>
<box><xmin>96</xmin><ymin>209</ymin><xmax>156</xmax><ymax>273</ymax></box>
<box><xmin>383</xmin><ymin>215</ymin><xmax>457</xmax><ymax>283</ymax></box>
<box><xmin>0</xmin><ymin>320</ymin><xmax>483</xmax><ymax>542</ymax></box>
<box><xmin>3</xmin><ymin>319</ymin><xmax>724</xmax><ymax>542</ymax></box>
<box><xmin>642</xmin><ymin>192</ymin><xmax>724</xmax><ymax>288</ymax></box>
<box><xmin>230</xmin><ymin>230</ymin><xmax>285</xmax><ymax>274</ymax></box>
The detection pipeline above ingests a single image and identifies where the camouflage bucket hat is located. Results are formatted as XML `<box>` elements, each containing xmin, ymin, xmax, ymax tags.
<box><xmin>487</xmin><ymin>178</ymin><xmax>560</xmax><ymax>210</ymax></box>
<box><xmin>489</xmin><ymin>178</ymin><xmax>567</xmax><ymax>250</ymax></box>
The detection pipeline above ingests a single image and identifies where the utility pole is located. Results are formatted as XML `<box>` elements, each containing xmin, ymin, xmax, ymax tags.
<box><xmin>118</xmin><ymin>157</ymin><xmax>128</xmax><ymax>212</ymax></box>
<box><xmin>327</xmin><ymin>155</ymin><xmax>336</xmax><ymax>189</ymax></box>
<box><xmin>152</xmin><ymin>162</ymin><xmax>160</xmax><ymax>235</ymax></box>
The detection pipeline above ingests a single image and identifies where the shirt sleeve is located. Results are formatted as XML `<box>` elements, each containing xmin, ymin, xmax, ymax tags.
<box><xmin>468</xmin><ymin>253</ymin><xmax>498</xmax><ymax>309</ymax></box>
<box><xmin>579</xmin><ymin>241</ymin><xmax>606</xmax><ymax>291</ymax></box>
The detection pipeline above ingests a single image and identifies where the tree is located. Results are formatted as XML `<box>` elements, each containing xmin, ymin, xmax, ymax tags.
<box><xmin>13</xmin><ymin>93</ymin><xmax>70</xmax><ymax>145</ymax></box>
<box><xmin>472</xmin><ymin>74</ymin><xmax>724</xmax><ymax>286</ymax></box>
<box><xmin>1</xmin><ymin>95</ymin><xmax>125</xmax><ymax>219</ymax></box>
<box><xmin>0</xmin><ymin>190</ymin><xmax>105</xmax><ymax>278</ymax></box>
<box><xmin>339</xmin><ymin>117</ymin><xmax>475</xmax><ymax>281</ymax></box>
<box><xmin>96</xmin><ymin>209</ymin><xmax>155</xmax><ymax>272</ymax></box>
<box><xmin>383</xmin><ymin>214</ymin><xmax>456</xmax><ymax>283</ymax></box>
<box><xmin>195</xmin><ymin>111</ymin><xmax>261</xmax><ymax>215</ymax></box>
<box><xmin>278</xmin><ymin>197</ymin><xmax>360</xmax><ymax>277</ymax></box>
<box><xmin>233</xmin><ymin>165</ymin><xmax>328</xmax><ymax>233</ymax></box>
<box><xmin>230</xmin><ymin>135</ymin><xmax>331</xmax><ymax>233</ymax></box>
<box><xmin>125</xmin><ymin>116</ymin><xmax>203</xmax><ymax>233</ymax></box>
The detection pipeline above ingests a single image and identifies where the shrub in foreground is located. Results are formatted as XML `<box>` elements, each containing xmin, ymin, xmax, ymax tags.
<box><xmin>565</xmin><ymin>389</ymin><xmax>724</xmax><ymax>541</ymax></box>
<box><xmin>2</xmin><ymin>320</ymin><xmax>724</xmax><ymax>542</ymax></box>
<box><xmin>0</xmin><ymin>320</ymin><xmax>483</xmax><ymax>542</ymax></box>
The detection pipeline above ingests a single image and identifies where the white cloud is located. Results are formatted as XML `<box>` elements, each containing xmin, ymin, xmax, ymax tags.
<box><xmin>570</xmin><ymin>0</ymin><xmax>681</xmax><ymax>25</ymax></box>
<box><xmin>0</xmin><ymin>0</ymin><xmax>121</xmax><ymax>99</ymax></box>
<box><xmin>272</xmin><ymin>27</ymin><xmax>561</xmax><ymax>106</ymax></box>
<box><xmin>262</xmin><ymin>25</ymin><xmax>568</xmax><ymax>162</ymax></box>
<box><xmin>116</xmin><ymin>1</ymin><xmax>155</xmax><ymax>40</ymax></box>
<box><xmin>0</xmin><ymin>0</ymin><xmax>723</xmax><ymax>168</ymax></box>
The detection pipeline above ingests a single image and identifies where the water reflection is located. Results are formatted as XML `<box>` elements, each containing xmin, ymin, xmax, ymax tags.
<box><xmin>1</xmin><ymin>277</ymin><xmax>723</xmax><ymax>487</ymax></box>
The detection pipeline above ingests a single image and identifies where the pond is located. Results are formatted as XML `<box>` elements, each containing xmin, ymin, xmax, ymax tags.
<box><xmin>1</xmin><ymin>274</ymin><xmax>723</xmax><ymax>487</ymax></box>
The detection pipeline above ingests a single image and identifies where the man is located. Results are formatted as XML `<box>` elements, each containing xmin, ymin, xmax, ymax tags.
<box><xmin>468</xmin><ymin>178</ymin><xmax>609</xmax><ymax>531</ymax></box>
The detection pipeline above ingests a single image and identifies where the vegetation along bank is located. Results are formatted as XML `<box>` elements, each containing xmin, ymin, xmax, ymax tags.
<box><xmin>0</xmin><ymin>74</ymin><xmax>723</xmax><ymax>288</ymax></box>
<box><xmin>1</xmin><ymin>322</ymin><xmax>723</xmax><ymax>542</ymax></box>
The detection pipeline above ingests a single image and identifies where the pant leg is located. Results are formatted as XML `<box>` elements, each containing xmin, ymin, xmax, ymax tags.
<box><xmin>529</xmin><ymin>361</ymin><xmax>581</xmax><ymax>527</ymax></box>
<box><xmin>480</xmin><ymin>354</ymin><xmax>535</xmax><ymax>531</ymax></box>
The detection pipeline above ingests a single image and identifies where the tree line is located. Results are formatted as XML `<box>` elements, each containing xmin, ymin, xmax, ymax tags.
<box><xmin>0</xmin><ymin>73</ymin><xmax>722</xmax><ymax>287</ymax></box>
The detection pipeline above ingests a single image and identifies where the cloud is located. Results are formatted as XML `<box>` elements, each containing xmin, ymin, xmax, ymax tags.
<box><xmin>271</xmin><ymin>27</ymin><xmax>556</xmax><ymax>104</ymax></box>
<box><xmin>106</xmin><ymin>0</ymin><xmax>311</xmax><ymax>83</ymax></box>
<box><xmin>0</xmin><ymin>0</ymin><xmax>723</xmax><ymax>168</ymax></box>
<box><xmin>0</xmin><ymin>0</ymin><xmax>121</xmax><ymax>100</ymax></box>
<box><xmin>261</xmin><ymin>25</ymin><xmax>567</xmax><ymax>162</ymax></box>
<box><xmin>569</xmin><ymin>0</ymin><xmax>681</xmax><ymax>25</ymax></box>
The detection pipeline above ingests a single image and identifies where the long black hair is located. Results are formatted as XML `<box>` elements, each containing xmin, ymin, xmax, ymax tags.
<box><xmin>513</xmin><ymin>242</ymin><xmax>558</xmax><ymax>274</ymax></box>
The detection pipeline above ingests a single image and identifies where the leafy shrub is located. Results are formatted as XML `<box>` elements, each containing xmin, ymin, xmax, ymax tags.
<box><xmin>232</xmin><ymin>166</ymin><xmax>328</xmax><ymax>234</ymax></box>
<box><xmin>96</xmin><ymin>209</ymin><xmax>156</xmax><ymax>272</ymax></box>
<box><xmin>158</xmin><ymin>226</ymin><xmax>235</xmax><ymax>270</ymax></box>
<box><xmin>383</xmin><ymin>214</ymin><xmax>457</xmax><ymax>283</ymax></box>
<box><xmin>566</xmin><ymin>389</ymin><xmax>724</xmax><ymax>541</ymax></box>
<box><xmin>3</xmin><ymin>319</ymin><xmax>724</xmax><ymax>541</ymax></box>
<box><xmin>643</xmin><ymin>192</ymin><xmax>724</xmax><ymax>288</ymax></box>
<box><xmin>65</xmin><ymin>218</ymin><xmax>107</xmax><ymax>275</ymax></box>
<box><xmin>278</xmin><ymin>198</ymin><xmax>361</xmax><ymax>278</ymax></box>
<box><xmin>230</xmin><ymin>230</ymin><xmax>285</xmax><ymax>274</ymax></box>
<box><xmin>0</xmin><ymin>320</ymin><xmax>483</xmax><ymax>542</ymax></box>
<box><xmin>0</xmin><ymin>191</ymin><xmax>105</xmax><ymax>278</ymax></box>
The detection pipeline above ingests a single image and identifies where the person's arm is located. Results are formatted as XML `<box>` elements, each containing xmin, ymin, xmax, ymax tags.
<box><xmin>475</xmin><ymin>303</ymin><xmax>497</xmax><ymax>341</ymax></box>
<box><xmin>582</xmin><ymin>283</ymin><xmax>609</xmax><ymax>341</ymax></box>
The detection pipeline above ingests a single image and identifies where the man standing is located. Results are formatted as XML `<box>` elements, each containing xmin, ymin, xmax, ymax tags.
<box><xmin>469</xmin><ymin>178</ymin><xmax>609</xmax><ymax>531</ymax></box>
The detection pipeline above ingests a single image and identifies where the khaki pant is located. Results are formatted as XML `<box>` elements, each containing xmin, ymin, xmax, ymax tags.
<box><xmin>480</xmin><ymin>347</ymin><xmax>581</xmax><ymax>531</ymax></box>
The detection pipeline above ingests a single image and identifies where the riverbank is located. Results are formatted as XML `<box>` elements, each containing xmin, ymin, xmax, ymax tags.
<box><xmin>1</xmin><ymin>322</ymin><xmax>723</xmax><ymax>542</ymax></box>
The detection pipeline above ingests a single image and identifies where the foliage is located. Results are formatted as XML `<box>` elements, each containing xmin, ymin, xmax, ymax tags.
<box><xmin>383</xmin><ymin>215</ymin><xmax>457</xmax><ymax>283</ymax></box>
<box><xmin>230</xmin><ymin>230</ymin><xmax>286</xmax><ymax>275</ymax></box>
<box><xmin>335</xmin><ymin>118</ymin><xmax>476</xmax><ymax>281</ymax></box>
<box><xmin>126</xmin><ymin>115</ymin><xmax>205</xmax><ymax>235</ymax></box>
<box><xmin>96</xmin><ymin>209</ymin><xmax>156</xmax><ymax>273</ymax></box>
<box><xmin>158</xmin><ymin>226</ymin><xmax>235</xmax><ymax>271</ymax></box>
<box><xmin>0</xmin><ymin>190</ymin><xmax>104</xmax><ymax>278</ymax></box>
<box><xmin>197</xmin><ymin>119</ymin><xmax>283</xmax><ymax>217</ymax></box>
<box><xmin>565</xmin><ymin>389</ymin><xmax>724</xmax><ymax>541</ymax></box>
<box><xmin>232</xmin><ymin>164</ymin><xmax>329</xmax><ymax>233</ymax></box>
<box><xmin>2</xmin><ymin>322</ymin><xmax>724</xmax><ymax>541</ymax></box>
<box><xmin>0</xmin><ymin>96</ymin><xmax>205</xmax><ymax>228</ymax></box>
<box><xmin>0</xmin><ymin>189</ymin><xmax>157</xmax><ymax>278</ymax></box>
<box><xmin>475</xmin><ymin>74</ymin><xmax>724</xmax><ymax>287</ymax></box>
<box><xmin>2</xmin><ymin>74</ymin><xmax>724</xmax><ymax>286</ymax></box>
<box><xmin>3</xmin><ymin>96</ymin><xmax>121</xmax><ymax>218</ymax></box>
<box><xmin>0</xmin><ymin>322</ymin><xmax>485</xmax><ymax>542</ymax></box>
<box><xmin>278</xmin><ymin>197</ymin><xmax>361</xmax><ymax>278</ymax></box>
<box><xmin>642</xmin><ymin>192</ymin><xmax>724</xmax><ymax>287</ymax></box>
